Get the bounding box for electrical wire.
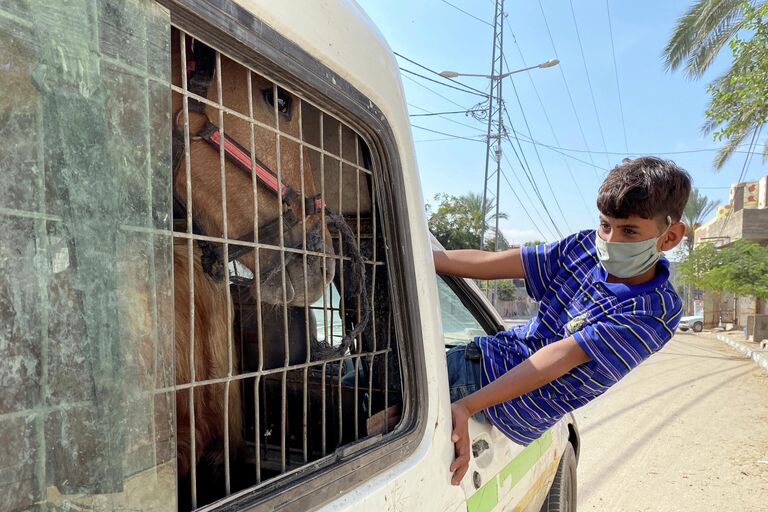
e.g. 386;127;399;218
402;74;473;110
605;0;629;153
394;51;488;95
504;19;594;219
410;123;486;142
399;67;488;98
438;0;493;27
568;0;611;170
408;103;487;133
502;89;573;233
501;118;565;238
409;109;484;117
537;0;601;178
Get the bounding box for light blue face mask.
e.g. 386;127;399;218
595;217;672;278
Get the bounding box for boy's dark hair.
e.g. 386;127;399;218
597;156;691;223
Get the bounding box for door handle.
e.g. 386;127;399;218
472;438;489;458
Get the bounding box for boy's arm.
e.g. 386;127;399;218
433;248;525;280
448;337;590;485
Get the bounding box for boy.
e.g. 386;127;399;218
434;157;690;485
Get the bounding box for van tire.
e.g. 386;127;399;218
693;322;703;333
539;442;577;512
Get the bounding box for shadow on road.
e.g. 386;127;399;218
579;363;754;503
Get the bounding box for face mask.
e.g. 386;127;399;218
595;217;671;278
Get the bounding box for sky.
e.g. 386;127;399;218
354;0;766;246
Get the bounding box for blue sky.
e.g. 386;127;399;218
355;0;766;244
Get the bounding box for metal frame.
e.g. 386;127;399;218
159;1;428;510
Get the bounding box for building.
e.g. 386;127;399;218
693;177;768;328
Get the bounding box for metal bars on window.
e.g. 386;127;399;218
171;28;401;511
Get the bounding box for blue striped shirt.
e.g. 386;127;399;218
477;230;683;445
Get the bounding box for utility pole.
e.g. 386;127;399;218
479;0;506;305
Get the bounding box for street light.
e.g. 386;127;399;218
438;59;559;80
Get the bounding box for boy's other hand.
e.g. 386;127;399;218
449;401;471;485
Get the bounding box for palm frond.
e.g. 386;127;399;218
687;13;745;78
714;129;751;168
664;0;751;78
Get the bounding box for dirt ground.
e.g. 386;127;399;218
573;331;768;511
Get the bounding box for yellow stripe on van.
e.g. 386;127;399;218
466;430;553;512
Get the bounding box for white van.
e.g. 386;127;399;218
0;0;578;511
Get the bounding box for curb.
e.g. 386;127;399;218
712;332;768;374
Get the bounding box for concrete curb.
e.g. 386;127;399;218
711;332;768;374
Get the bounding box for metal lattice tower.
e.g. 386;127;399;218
479;0;506;255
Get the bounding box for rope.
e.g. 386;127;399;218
312;209;371;360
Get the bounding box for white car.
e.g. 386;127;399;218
678;315;705;332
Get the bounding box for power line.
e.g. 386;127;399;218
505;16;594;220
502;87;573;232
410;123;485;142
501;146;560;239
402;74;471;110
500;36;592;219
409;109;483;117
568;0;611;169
500;117;565;238
499;167;552;241
399;67;488;98
717;127;761;239
394;51;488;95
605;0;629;153
438;0;493;27
408;103;487;133
537;0;600;179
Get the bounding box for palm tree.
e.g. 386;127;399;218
682;188;720;251
664;0;767;168
663;0;756;79
461;192;509;250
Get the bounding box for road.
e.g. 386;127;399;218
573;331;768;511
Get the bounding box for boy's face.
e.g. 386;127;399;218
598;214;686;251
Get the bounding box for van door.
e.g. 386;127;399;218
436;276;558;512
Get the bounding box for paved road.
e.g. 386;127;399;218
573;331;768;511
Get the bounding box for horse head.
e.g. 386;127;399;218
171;33;335;307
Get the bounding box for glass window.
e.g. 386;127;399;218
437;278;488;347
0;1;174;510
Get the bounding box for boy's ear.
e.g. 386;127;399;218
660;221;687;251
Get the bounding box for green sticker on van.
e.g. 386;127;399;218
466;430;553;512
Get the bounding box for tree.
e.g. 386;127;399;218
682;188;720;251
679;240;768;299
704;2;768;167
523;240;547;247
427;192;509;250
664;0;768;168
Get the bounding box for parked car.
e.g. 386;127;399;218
678;315;705;332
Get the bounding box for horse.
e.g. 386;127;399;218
169;29;336;504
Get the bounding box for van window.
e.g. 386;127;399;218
0;2;413;511
437;278;488;346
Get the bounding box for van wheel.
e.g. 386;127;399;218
539;443;577;512
693;322;703;333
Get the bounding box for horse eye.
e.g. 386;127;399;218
262;88;291;117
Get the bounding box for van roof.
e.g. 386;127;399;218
235;0;408;130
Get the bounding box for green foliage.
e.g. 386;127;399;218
426;192;509;250
679;240;768;298
704;2;768;168
523;240;546;247
664;0;750;79
683;188;719;250
495;279;518;301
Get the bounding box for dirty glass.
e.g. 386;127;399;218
437;277;488;346
0;0;175;510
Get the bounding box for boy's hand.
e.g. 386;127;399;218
449;401;471;485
